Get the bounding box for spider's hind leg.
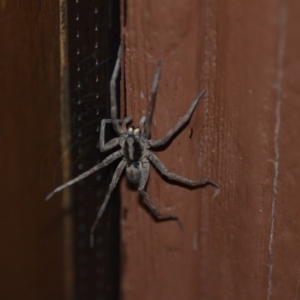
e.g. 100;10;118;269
90;158;127;247
138;188;183;230
137;158;183;229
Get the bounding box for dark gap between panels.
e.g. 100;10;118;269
67;0;121;299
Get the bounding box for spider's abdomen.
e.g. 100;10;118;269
126;161;142;185
123;135;146;161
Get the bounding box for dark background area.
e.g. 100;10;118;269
67;0;120;299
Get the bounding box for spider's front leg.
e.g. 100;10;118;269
148;89;206;148
100;118;132;152
143;60;162;138
110;45;123;135
137;158;183;229
100;119;120;152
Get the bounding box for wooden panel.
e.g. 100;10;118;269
119;0;300;299
0;1;64;300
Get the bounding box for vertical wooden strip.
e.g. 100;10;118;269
59;1;75;299
0;1;64;299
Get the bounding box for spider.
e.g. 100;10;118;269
46;46;219;246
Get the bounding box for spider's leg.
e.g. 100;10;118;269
100;118;132;152
147;151;219;188
110;45;123;135
137;158;183;229
90;159;126;247
148;88;206;148
143;60;162;138
138;189;183;230
100;119;120;152
45;150;123;201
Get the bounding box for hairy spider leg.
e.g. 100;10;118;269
110;45;123;135
143;60;162;138
148;88;206;148
90;158;127;247
45;150;123;201
100;119;120;151
100;118;132;152
147;152;219;188
137;158;183;229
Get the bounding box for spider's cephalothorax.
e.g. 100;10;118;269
46;46;219;247
122;127;148;162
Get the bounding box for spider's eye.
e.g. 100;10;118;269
128;127;133;133
133;128;140;135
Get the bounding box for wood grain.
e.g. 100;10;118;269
119;0;300;299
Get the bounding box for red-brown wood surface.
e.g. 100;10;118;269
120;0;300;299
0;2;65;299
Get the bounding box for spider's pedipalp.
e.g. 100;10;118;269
144;60;162;139
148;88;206;148
122;117;133;131
110;45;123;135
147;151;219;188
90;158;127;247
139;115;146;133
45;150;123;201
